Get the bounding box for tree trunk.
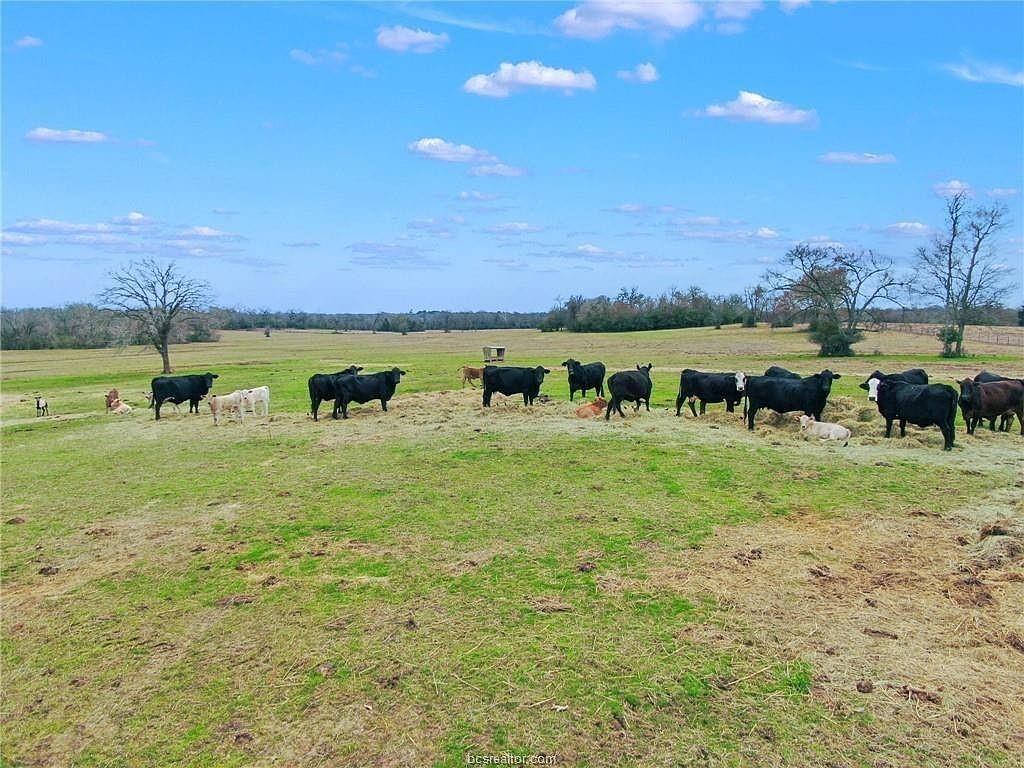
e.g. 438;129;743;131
955;321;966;357
159;343;172;374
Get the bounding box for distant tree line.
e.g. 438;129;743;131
210;307;546;334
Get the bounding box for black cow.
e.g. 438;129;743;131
606;363;653;420
739;370;840;430
331;367;406;419
675;369;743;417
764;365;801;379
482;365;550;407
873;379;957;450
858;368;928;390
150;373;218;420
308;365;363;421
561;359;606;402
957;378;1024;435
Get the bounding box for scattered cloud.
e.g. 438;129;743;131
673;220;781;244
834;59;888;73
13;35;43;48
211;208;239;216
282;240;321;248
699;91;817;125
987;188;1019;199
943;58;1023;87
609;203;676;215
407;217;461;239
818;151;896;165
348;240;445;269
554;1;704;39
376;25;449;53
464;60;596;98
779;0;811;13
457;190;502;201
709;1;763;33
883;221;930;237
933;179;971;197
484;222;543;235
290;45;347;66
25;127;110;144
617;62;659;83
408;137;497;164
469;163;525;177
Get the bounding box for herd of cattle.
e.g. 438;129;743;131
49;360;1023;452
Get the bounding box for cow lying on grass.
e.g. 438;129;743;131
574;397;607;418
798;415;850;446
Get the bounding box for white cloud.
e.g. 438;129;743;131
13;35;43;48
699;91;817;125
674;222;782;244
883;222;930;237
408;137;497;164
484;222;542;235
943;59;1023;87
611;203;646;214
469;163;525;177
25;127;110;144
282;240;321;248
779;0;811;13
617;62;659;83
180;226;239;239
290;46;347;66
987;188;1019;199
376;25;449;53
818;151;896;165
554;1;704;39
457;190;501;201
464;60;596;98
755;227;778;239
933;179;971;197
576;243;609;255
681;215;722;226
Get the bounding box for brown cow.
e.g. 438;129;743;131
459;366;485;388
957;378;1024;435
105;389;120;410
574;397;607;418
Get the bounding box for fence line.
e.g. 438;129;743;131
880;323;1024;348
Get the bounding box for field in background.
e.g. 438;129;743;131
3;326;1023;767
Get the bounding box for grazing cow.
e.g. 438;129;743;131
561;359;606;402
458;366;485;388
331;367;406;419
574;397;607;418
867;378;957;450
308;365;363;421
764;365;802;379
798;415;851;446
605;364;654;420
208;391;245;425
105;389;120;410
974;371;1020;431
35;397;48;417
241;386;270;417
482;365;550;407
150;373;218;420
675;369;743;417
738;370;841;430
957;379;1024;436
859;368;928;391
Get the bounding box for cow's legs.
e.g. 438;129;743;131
381;399;388;412
746;405;757;431
899;419;907;437
884;418;893;438
699;400;706;416
645;397;650;412
605;399;614;420
154;399;162;420
483;388;492;407
675;393;684;417
311;396;320;421
940;420;954;450
616;400;627;418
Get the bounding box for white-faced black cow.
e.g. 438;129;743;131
868;378;957;450
561;359;606;402
858;368;928;392
308;365;363;421
150;373;218;420
674;369;743;417
482;365;550;407
331;367;406;419
605;363;653;420
737;370;841;430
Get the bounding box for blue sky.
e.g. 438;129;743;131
3;1;1022;312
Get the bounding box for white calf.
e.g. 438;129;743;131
209;391;245;425
799;415;851;446
110;399;133;415
241;386;270;416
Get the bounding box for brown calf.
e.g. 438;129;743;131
459;366;485;388
957;378;1024;435
105;389;120;410
574;397;607;418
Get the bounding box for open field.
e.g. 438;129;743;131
3;326;1023;767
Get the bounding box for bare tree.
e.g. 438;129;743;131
741;284;770;327
766;244;906;356
99;259;211;373
913;192;1012;356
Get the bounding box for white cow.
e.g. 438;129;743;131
799;415;851;446
241;386;270;416
209;391;245;425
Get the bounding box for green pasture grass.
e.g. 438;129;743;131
2;326;1022;766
